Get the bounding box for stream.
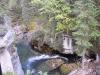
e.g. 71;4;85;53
16;40;68;75
25;55;61;75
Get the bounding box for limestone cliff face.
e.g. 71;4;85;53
0;40;24;75
0;16;24;75
0;17;14;74
0;49;14;74
8;45;24;75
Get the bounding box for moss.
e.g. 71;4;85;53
27;21;37;31
3;72;15;75
60;63;79;75
60;64;72;74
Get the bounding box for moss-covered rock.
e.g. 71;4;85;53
3;72;15;75
60;63;79;75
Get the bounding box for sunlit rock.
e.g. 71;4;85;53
0;15;24;75
68;59;96;75
0;49;14;74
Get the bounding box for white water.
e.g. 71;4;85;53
25;54;62;75
28;54;59;62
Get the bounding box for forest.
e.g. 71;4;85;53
0;0;100;75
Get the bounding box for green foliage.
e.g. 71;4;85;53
0;2;8;16
31;0;100;54
73;0;100;53
9;0;17;9
0;0;21;17
0;0;99;55
31;0;75;33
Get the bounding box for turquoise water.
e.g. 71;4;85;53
15;40;62;75
16;40;41;71
16;41;34;69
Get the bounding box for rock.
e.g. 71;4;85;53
60;63;78;75
38;59;64;72
47;59;64;70
68;59;96;75
95;61;100;75
0;49;14;74
13;25;23;41
0;15;24;75
8;45;24;75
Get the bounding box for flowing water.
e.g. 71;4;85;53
16;40;68;75
25;54;60;75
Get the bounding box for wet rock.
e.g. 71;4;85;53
60;63;78;75
38;59;78;75
47;62;79;75
38;59;64;72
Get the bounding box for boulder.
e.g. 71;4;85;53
38;59;64;72
68;59;96;75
